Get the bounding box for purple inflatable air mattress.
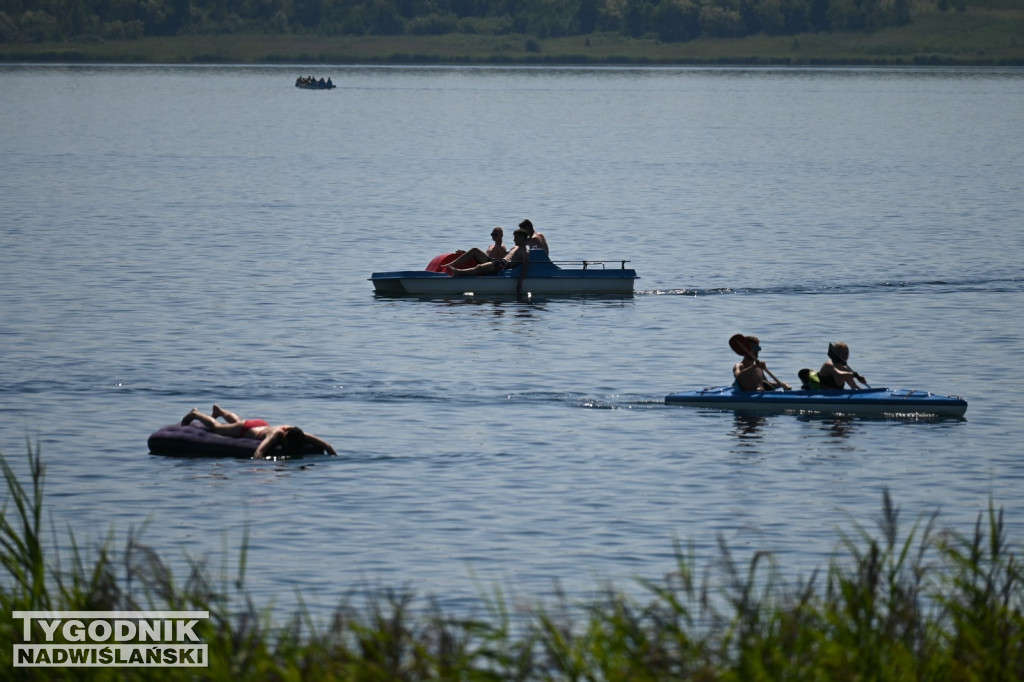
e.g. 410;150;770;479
147;423;326;459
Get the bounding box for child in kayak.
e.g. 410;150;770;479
817;342;869;389
733;335;791;391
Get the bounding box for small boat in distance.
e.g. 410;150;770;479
665;385;967;418
370;250;638;297
295;76;335;90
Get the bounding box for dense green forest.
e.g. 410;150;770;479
1;0;923;45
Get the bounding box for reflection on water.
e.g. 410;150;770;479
432;298;548;319
385;293;634;307
730;412;856;452
794;411;860;438
731;413;768;441
809;415;857;439
730;410;946;444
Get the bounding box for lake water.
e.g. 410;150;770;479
1;64;1023;620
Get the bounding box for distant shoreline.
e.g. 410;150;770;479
2;10;1023;67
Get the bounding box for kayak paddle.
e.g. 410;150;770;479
843;362;870;388
729;333;789;390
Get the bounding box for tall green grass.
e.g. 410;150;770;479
2;445;1022;679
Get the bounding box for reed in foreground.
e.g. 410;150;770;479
1;446;1022;680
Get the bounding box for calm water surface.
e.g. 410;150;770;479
1;64;1023;618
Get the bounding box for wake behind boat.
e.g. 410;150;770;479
369;250;638;297
665;385;967;418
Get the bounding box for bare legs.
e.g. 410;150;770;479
181;407;247;436
446;248;491;270
450;261;499;276
211;404;241;423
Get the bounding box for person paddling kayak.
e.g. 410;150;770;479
816;341;869;389
731;334;791;391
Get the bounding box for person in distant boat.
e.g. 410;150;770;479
486;227;508;260
180;405;336;458
733;335;791;391
519;219;548;254
448;229;531;294
326;78;333;87
817;342;868;390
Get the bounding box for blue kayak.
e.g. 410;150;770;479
665;386;967;417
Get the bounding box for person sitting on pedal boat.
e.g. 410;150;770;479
447;229;531;293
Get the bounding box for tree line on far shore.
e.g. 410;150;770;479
1;0;919;45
